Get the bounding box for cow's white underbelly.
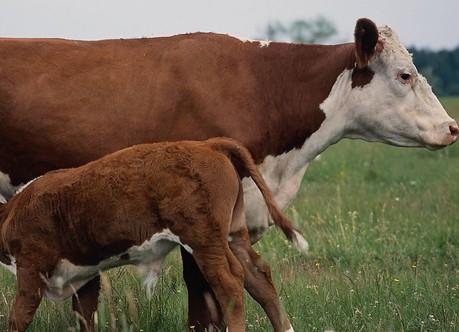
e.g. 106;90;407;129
1;229;191;302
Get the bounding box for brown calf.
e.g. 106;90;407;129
0;138;306;332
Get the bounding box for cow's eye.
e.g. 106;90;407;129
401;73;411;81
398;72;412;84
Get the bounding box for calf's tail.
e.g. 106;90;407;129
207;137;309;254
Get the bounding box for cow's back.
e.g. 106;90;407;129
0;34;262;186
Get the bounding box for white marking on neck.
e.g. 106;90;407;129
286;327;295;332
241;68;352;240
282;68;351;177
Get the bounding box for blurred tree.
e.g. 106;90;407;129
410;47;459;96
262;16;337;44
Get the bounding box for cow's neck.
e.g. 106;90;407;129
248;42;356;178
247;41;355;160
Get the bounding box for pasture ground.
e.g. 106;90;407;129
1;98;459;331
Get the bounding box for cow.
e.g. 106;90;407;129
0;18;456;330
0;138;307;332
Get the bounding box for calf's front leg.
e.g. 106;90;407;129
8;266;47;332
72;275;101;332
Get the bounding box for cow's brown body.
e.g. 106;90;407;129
0;34;354;189
0;138;302;332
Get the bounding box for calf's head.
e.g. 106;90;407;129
341;18;458;149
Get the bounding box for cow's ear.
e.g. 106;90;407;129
354;18;379;68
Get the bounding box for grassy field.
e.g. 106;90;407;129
1;98;459;331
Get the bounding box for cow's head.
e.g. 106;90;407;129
342;18;458;149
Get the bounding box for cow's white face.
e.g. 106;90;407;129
343;20;458;149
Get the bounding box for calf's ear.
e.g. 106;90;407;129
354;18;379;68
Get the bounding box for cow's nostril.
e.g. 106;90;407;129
449;124;459;136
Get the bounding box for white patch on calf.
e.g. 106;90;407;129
129;228;193;256
43;228;191;301
15;176;41;194
0;172;19;200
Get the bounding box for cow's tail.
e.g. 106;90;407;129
207;137;309;255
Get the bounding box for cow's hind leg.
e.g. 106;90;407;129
230;233;293;332
8;266;47;332
72;275;100;332
193;249;245;332
181;248;223;331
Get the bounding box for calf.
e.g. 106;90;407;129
0;138;306;332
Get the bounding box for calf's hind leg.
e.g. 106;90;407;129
8;266;48;332
230;233;293;332
181;248;224;331
192;249;246;332
72;275;101;332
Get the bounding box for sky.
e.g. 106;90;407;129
0;0;457;50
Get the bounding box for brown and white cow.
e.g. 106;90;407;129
0;18;456;330
0;138;306;332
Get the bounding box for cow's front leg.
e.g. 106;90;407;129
181;248;224;331
72;275;100;332
8;266;47;332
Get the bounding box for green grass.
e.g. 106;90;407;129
2;98;459;331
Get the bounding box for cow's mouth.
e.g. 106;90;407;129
420;126;458;150
424;138;456;150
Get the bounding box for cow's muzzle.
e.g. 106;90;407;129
448;121;459;144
